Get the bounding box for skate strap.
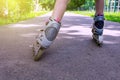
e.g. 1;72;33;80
94;16;105;21
49;17;61;24
55;18;61;23
96;14;104;16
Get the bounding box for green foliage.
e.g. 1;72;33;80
0;0;34;18
67;0;85;10
39;0;86;10
7;0;19;18
0;11;48;25
40;0;55;10
105;12;120;22
0;0;6;17
81;0;95;10
16;0;34;14
71;11;94;17
72;11;120;23
0;0;48;25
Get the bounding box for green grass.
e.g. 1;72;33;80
0;11;48;26
71;11;120;23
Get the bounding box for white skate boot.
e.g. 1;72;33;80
33;18;61;61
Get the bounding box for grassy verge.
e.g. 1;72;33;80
70;11;120;23
0;11;48;26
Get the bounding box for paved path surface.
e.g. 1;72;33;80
0;13;120;80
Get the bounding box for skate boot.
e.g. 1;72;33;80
33;17;61;61
92;15;104;46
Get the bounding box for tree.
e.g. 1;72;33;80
40;0;55;10
67;0;86;10
16;0;34;14
81;0;95;10
0;0;34;18
0;0;7;17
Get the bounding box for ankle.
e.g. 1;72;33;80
49;17;61;23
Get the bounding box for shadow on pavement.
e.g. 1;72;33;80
0;13;120;80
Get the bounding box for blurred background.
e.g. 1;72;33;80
0;0;120;25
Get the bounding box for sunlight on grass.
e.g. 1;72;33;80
105;12;120;22
11;24;40;28
0;0;49;26
71;11;120;23
71;11;94;17
0;11;48;26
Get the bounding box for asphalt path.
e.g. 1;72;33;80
0;12;120;80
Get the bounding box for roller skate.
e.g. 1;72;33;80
33;17;61;61
92;15;104;47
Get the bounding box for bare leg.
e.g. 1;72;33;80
95;0;104;15
36;0;69;50
51;0;69;21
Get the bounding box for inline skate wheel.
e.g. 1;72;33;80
32;41;45;61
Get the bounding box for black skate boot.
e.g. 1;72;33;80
92;15;105;46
